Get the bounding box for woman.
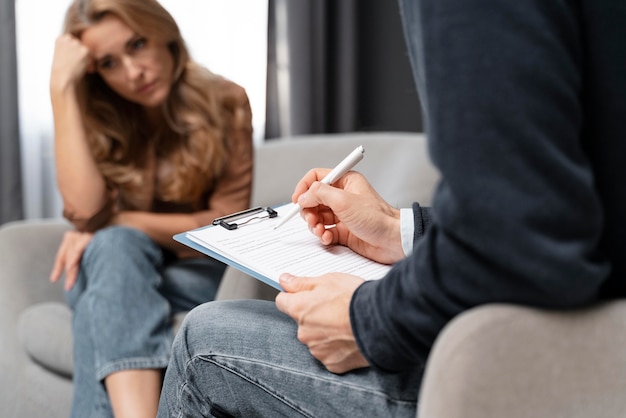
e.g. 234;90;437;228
48;0;253;416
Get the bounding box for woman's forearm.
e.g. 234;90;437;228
51;87;109;219
111;211;213;257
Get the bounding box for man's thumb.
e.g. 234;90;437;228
279;273;314;293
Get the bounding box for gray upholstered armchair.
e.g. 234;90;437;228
0;132;437;417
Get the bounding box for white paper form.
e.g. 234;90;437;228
185;203;392;288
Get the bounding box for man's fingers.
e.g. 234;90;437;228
279;273;317;293
292;168;333;201
275;274;318;318
297;182;338;210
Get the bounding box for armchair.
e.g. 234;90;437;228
0;132;437;417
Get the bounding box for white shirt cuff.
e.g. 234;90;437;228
400;208;414;256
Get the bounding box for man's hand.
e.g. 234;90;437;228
294;169;405;264
275;272;370;374
49;230;94;290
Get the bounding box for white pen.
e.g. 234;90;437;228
273;145;365;230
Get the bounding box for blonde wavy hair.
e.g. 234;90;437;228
63;0;230;208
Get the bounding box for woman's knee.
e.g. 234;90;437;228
83;226;162;265
77;226;164;292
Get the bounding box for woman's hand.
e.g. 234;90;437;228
293;169;405;264
50;34;92;96
49;230;94;291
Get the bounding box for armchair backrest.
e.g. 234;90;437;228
251;132;439;209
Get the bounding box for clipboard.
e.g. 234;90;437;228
174;206;284;290
210;206;278;230
174;203;393;291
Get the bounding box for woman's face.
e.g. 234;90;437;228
81;14;175;108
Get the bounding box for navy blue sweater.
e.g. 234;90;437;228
351;0;626;379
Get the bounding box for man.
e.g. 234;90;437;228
158;0;626;416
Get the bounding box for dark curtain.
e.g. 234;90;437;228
0;0;24;223
265;0;422;139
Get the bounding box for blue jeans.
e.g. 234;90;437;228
157;300;421;417
65;226;225;418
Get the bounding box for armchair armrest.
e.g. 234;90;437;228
419;301;626;418
0;219;70;413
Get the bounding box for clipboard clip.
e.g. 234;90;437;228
212;206;278;230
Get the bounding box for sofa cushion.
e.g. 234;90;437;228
18;302;74;378
18;302;189;379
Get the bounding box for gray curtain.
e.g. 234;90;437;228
0;0;24;223
265;0;422;139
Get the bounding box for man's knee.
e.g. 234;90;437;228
176;300;293;358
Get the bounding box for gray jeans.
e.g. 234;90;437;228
66;226;224;418
157;300;420;417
